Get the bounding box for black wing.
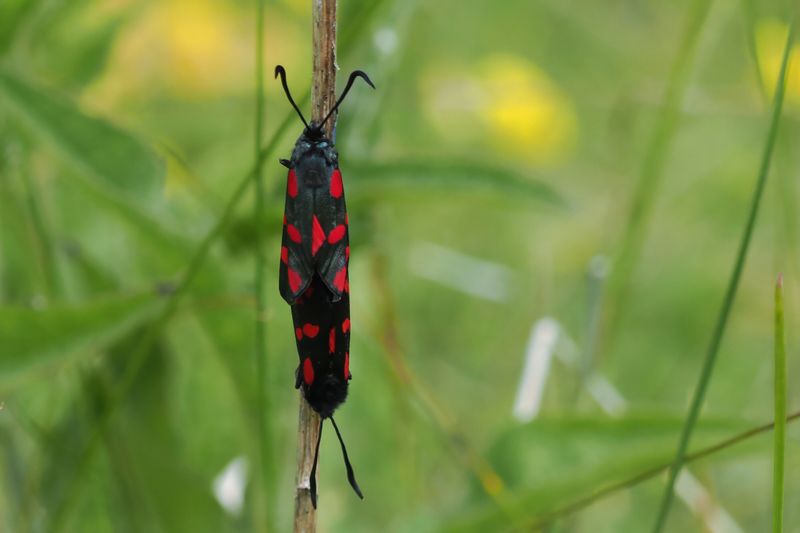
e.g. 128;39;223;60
279;168;313;303
313;167;349;301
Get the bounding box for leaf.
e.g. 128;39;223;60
444;414;753;532
0;292;162;382
45;15;125;89
651;19;795;531
0;68;164;198
346;159;566;207
0;0;39;53
100;337;227;533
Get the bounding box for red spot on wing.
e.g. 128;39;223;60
345;246;350;259
333;266;347;291
345;278;350;293
329;328;335;353
287;169;298;198
302;323;320;338
287;224;301;243
303;358;314;385
343;352;350;380
312;215;326;256
295;327;303;341
281;246;288;264
328;224;346;244
330;169;343;198
342;318;350;334
288;268;302;292
345;213;349;225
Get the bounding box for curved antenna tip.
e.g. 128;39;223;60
352;70;376;89
319;69;376;127
274;65;285;78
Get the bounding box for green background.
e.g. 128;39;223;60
0;0;798;531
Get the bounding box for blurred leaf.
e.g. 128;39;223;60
0;68;164;198
61;240;121;295
0;0;39;54
0;292;162;381
65;176;201;275
0;158;41;302
445;415;751;532
346;159;566;207
100;337;228;533
45;15;125;89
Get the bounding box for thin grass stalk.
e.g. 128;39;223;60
367;247;529;528
773;274;787;532
530;411;800;530
651;19;796;533
346;0;512;511
293;0;336;530
50;153;257;533
253;0;275;531
739;4;800;283
602;0;712;358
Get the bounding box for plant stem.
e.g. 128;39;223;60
651;19;795;533
254;0;274;531
293;0;336;530
602;0;712;359
532;410;800;529
773;274;786;533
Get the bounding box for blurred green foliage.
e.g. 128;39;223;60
1;0;799;532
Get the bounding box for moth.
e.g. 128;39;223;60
275;65;374;508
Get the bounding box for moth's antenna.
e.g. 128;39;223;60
330;416;364;500
275;65;309;129
319;70;375;128
309;417;324;509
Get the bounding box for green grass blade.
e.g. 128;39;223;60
773;274;786;533
253;0;274;530
603;0;712;356
651;18;796;533
447;412;800;532
0;68;164;198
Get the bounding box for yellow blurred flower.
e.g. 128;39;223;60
90;0;303;103
478;56;576;161
756;19;800;104
421;55;577;163
157;0;246;95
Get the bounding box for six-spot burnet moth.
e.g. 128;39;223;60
275;65;374;508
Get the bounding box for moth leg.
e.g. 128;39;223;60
280;158;292;168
